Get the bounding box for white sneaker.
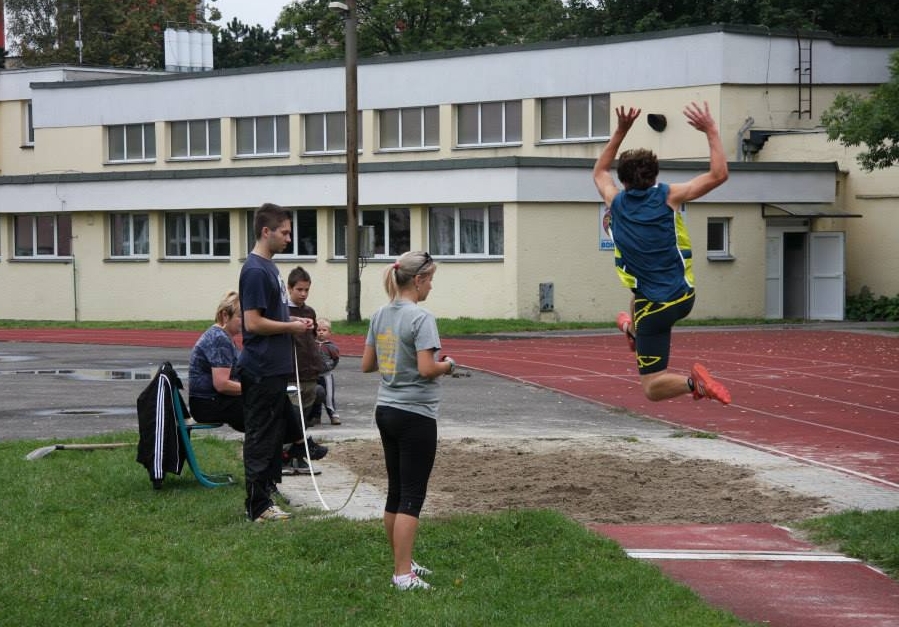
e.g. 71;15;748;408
253;504;292;523
411;559;432;577
392;573;431;591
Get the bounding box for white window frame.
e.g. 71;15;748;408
109;213;150;259
540;93;611;142
707;217;733;259
164;211;231;258
13;214;72;258
107;123;156;163
304;111;363;154
456;101;521;147
428;205;504;258
170;119;221;160
235;115;289;157
334;208;410;258
378;106;439;151
246;208;318;257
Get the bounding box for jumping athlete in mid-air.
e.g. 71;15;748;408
593;101;731;405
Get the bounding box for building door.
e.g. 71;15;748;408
809;232;845;320
765;234;784;319
765;225;844;320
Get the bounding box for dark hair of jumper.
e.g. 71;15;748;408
384;251;435;300
617;148;659;190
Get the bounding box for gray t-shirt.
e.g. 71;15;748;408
365;300;442;419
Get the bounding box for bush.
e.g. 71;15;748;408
846;286;899;321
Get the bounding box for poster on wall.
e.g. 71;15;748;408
599;203;614;250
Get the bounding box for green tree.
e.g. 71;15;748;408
6;0;210;68
213;18;294;69
821;50;899;171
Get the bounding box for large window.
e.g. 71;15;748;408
107;123;156;162
707;217;732;259
335;208;410;258
304;112;363;154
14;214;72;257
428;206;504;257
456;101;521;146
165;211;230;258
245;208;317;257
540;94;610;141
379;106;439;150
171;119;221;159
235;115;289;156
109;213;149;258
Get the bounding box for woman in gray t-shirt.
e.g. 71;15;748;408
362;250;456;591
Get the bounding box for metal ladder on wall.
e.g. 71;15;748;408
794;35;812;119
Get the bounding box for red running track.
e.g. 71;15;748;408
2;327;897;488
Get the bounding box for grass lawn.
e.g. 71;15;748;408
0;434;760;627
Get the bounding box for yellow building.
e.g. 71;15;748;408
0;25;895;322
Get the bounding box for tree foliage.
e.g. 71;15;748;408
6;0;211;68
213;18;296;69
7;0;899;69
821;50;899;171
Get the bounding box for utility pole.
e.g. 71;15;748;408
329;0;361;322
75;0;83;65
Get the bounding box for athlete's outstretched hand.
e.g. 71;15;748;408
615;106;641;135
683;101;718;135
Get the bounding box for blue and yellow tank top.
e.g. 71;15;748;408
609;183;694;302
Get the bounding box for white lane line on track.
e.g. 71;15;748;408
722;402;899;444
625;549;860;562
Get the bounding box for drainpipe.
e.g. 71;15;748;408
736;117;755;161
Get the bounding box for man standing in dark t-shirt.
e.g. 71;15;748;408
238;203;314;523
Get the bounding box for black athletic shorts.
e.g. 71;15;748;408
633;289;695;375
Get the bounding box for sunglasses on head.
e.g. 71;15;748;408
413;252;432;275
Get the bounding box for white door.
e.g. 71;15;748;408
809;232;845;320
765;234;783;319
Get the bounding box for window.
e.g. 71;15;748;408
14;214;72;257
25;101;35;146
245;208;317;257
107;123;156;162
335;208;410;258
165;211;230;258
304;112;363;153
428;206;504;257
707;218;732;259
457;101;521;146
171;119;221;159
235;115;289;156
379;106;439;150
540;94;610;141
109;213;149;258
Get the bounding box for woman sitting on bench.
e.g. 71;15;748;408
188;290;245;431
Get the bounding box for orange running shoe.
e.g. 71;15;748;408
616;311;636;352
690;363;731;405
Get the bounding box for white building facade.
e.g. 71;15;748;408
0;25;896;323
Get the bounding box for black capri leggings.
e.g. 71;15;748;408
375;405;437;518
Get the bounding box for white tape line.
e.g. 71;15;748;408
626;549;860;562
